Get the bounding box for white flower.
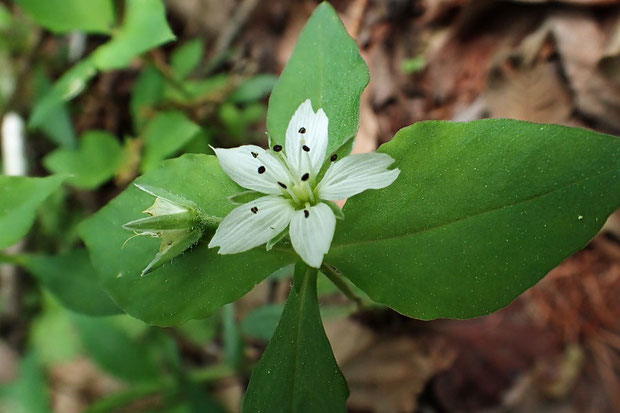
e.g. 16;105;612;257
208;99;400;268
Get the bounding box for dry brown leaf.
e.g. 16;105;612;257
326;318;456;413
344;336;456;413
485;61;573;124
548;10;620;131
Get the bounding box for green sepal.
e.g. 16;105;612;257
266;228;289;251
325;200;344;220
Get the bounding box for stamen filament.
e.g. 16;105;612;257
304;181;315;203
285;186;301;204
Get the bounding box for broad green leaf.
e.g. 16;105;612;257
0;353;50;413
14;0;115;34
22;250;121;316
29;59;97;128
240;304;284;341
141;111;201;172
171;39;204;79
79;154;295;326
43;130;123;189
328;120;620;319
0;175;65;248
267;3;369;158
130;64;165;132
229;74;278;104
32;68;76;148
92;0;175;70
72;314;160;382
243;264;348;413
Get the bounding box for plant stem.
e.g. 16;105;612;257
146;51;193;99
320;263;363;309
188;364;235;382
0;252;22;265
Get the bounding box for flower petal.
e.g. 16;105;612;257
317;152;400;201
284;99;328;177
209;196;295;254
212;145;292;195
289;202;336;268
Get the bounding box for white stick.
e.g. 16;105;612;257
2;112;26;176
1;112;27;320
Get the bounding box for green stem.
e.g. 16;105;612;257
0;252;24;265
145;52;193;100
320;263;363;309
188;364;235;382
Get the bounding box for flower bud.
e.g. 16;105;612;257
123;184;204;276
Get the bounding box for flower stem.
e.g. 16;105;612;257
320;263;363;309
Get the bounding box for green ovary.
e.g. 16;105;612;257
290;182;318;208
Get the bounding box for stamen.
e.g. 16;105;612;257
285;187;301;204
251;151;258;158
303;209;310;218
302;145;310;152
301;173;309;181
273;145;282;152
278;182;287;189
251;206;258;214
330;154;337;161
298;127;306;134
304;181;316;203
258;166;266;174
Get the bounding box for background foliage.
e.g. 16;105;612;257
1;1;619;412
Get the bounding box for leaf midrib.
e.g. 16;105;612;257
288;269;311;413
331;168;618;250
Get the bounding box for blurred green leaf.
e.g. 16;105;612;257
0;175;65;249
92;0;175;70
22;249;121;316
218;102;265;140
130;64;165;132
14;0;115;34
267;3;368;158
240;304;284;341
0;353;51;413
141;111;201;172
176;318;218;347
32;68;76;148
43;130;123;189
401;55;426;74
165;74;230;104
80;154;295;326
229;74;277;104
29;58;97;129
171;39;204;79
30;294;82;366
0;4;12;29
329;120;620;319
222;304;243;369
72;314;160;382
243;264;348;413
36;189;84;249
